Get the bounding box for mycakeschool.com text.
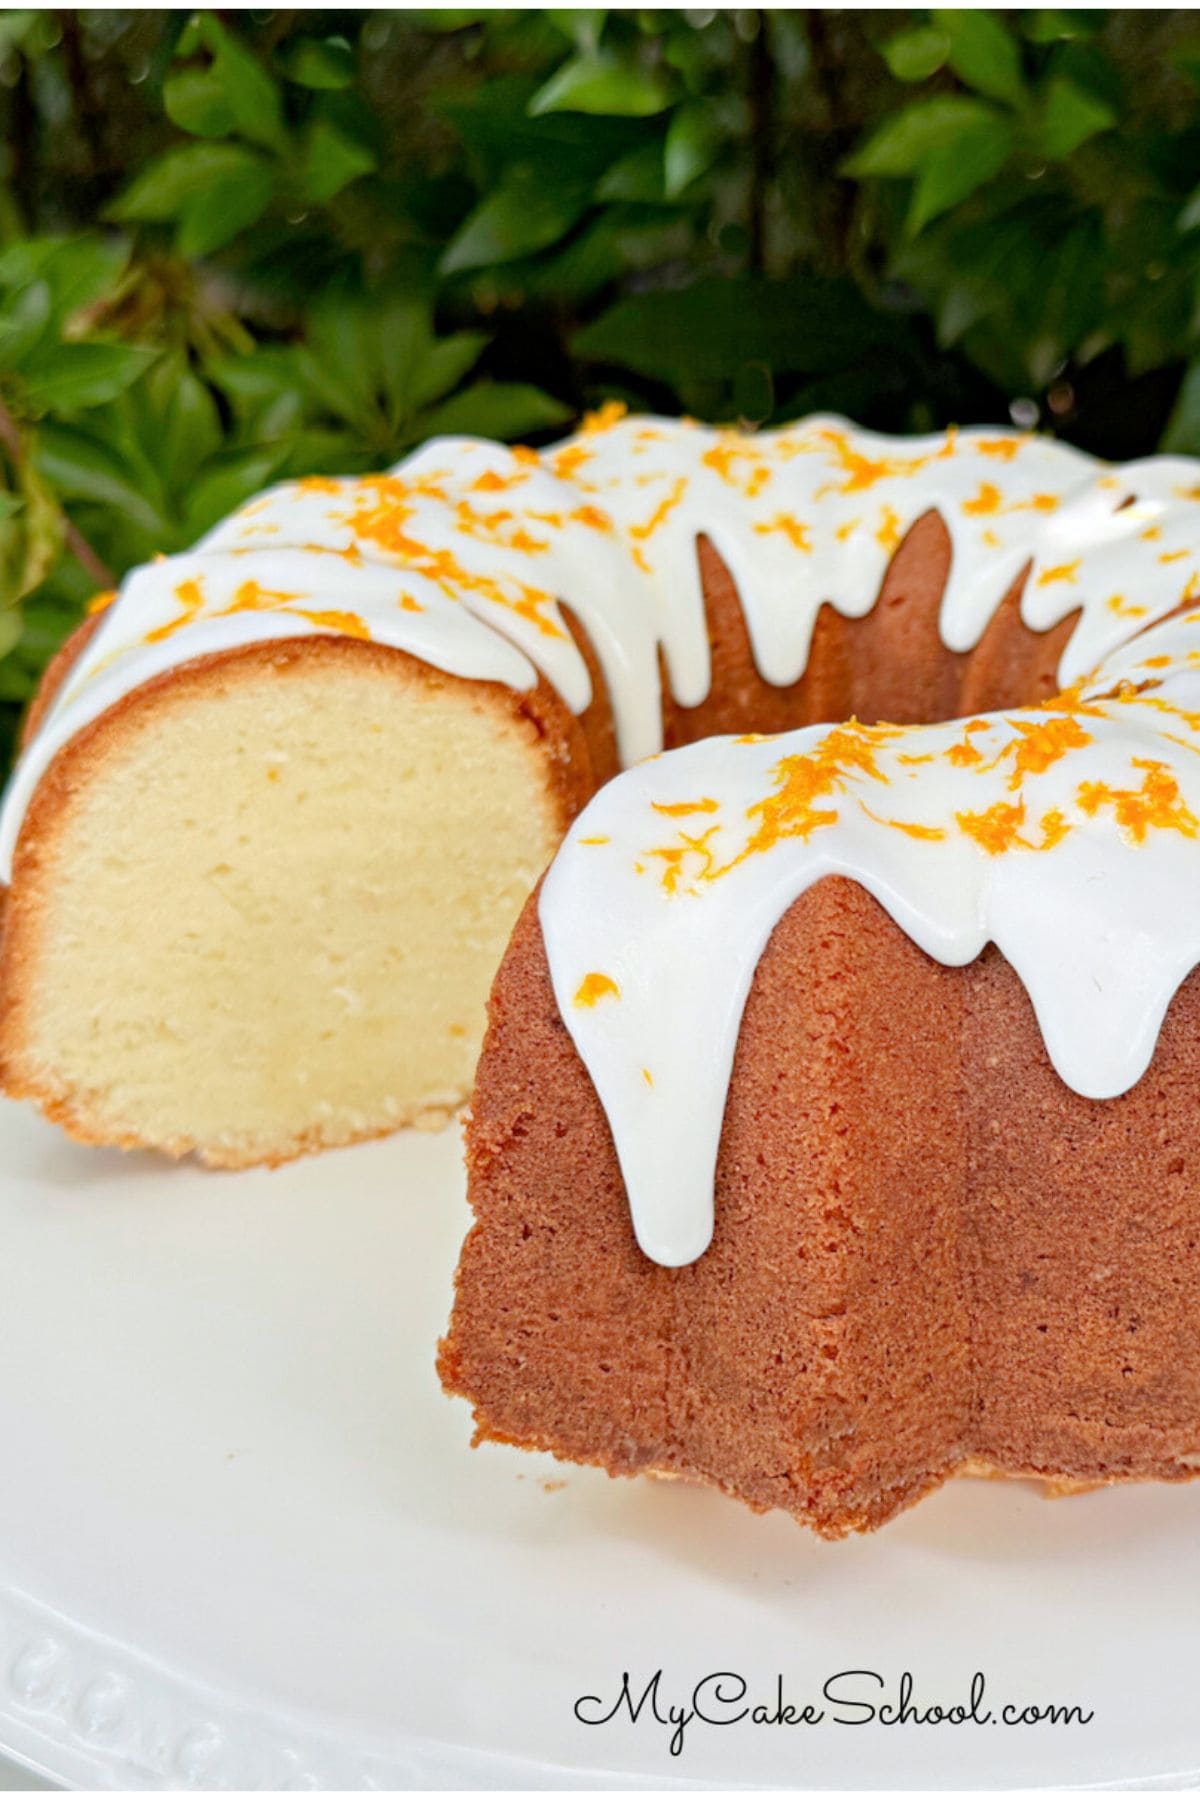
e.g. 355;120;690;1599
573;1669;1095;1757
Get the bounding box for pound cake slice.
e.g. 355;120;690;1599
0;638;583;1165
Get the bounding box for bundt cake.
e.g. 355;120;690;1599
0;409;1195;1188
432;416;1200;1535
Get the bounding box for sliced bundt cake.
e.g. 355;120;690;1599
2;411;1197;1169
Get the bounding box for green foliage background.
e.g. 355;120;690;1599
1;6;1199;764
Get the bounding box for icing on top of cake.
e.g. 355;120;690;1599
541;599;1200;1265
8;407;1198;880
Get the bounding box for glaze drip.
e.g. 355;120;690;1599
541;599;1200;1265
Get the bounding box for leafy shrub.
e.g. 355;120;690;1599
2;7;1199;762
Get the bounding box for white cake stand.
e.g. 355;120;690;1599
0;1100;1195;1790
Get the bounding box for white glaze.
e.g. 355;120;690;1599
10;409;1194;879
5;413;1200;1267
542;595;1200;1264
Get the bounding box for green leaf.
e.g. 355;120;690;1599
595;142;664;203
1172;38;1200;88
731;360;774;425
0;457;63;616
545;10;606;51
180;447;292;542
152;363;225;491
931;278;990;348
291;291;484;435
0;604;24;660
516;213;627;304
933;11;1025;105
1023;10;1102;42
300;118;377;204
274;427;368;477
1163;362;1200;455
529;50;672;118
437;76;645;187
367;295;434;417
208;345;307;429
35;423;174;538
906;116;1014;234
49;243;127;322
110;142;265;223
177;160;275;257
664;102;720;198
418;381;572;441
192;14;288;153
163;67;236;138
0;280;51;371
440;167;591;273
0;237;128;331
882;26;951;84
297;292;383;430
0;12;37;54
0;581;87;712
20;343;159;414
575;276;905;385
283;37;355;90
843;96;1002;178
21;467;68;596
409;332;488;410
1031;75;1116;159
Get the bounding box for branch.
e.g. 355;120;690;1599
57;11;106;181
63;518;115;591
9;43;37;232
0;394;116;590
802;10;855;276
747;11;774;276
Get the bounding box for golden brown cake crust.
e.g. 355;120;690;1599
440;877;974;1538
440;881;1200;1535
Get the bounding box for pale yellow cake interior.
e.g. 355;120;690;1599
0;651;564;1166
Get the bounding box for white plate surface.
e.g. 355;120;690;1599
0;1097;1198;1791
